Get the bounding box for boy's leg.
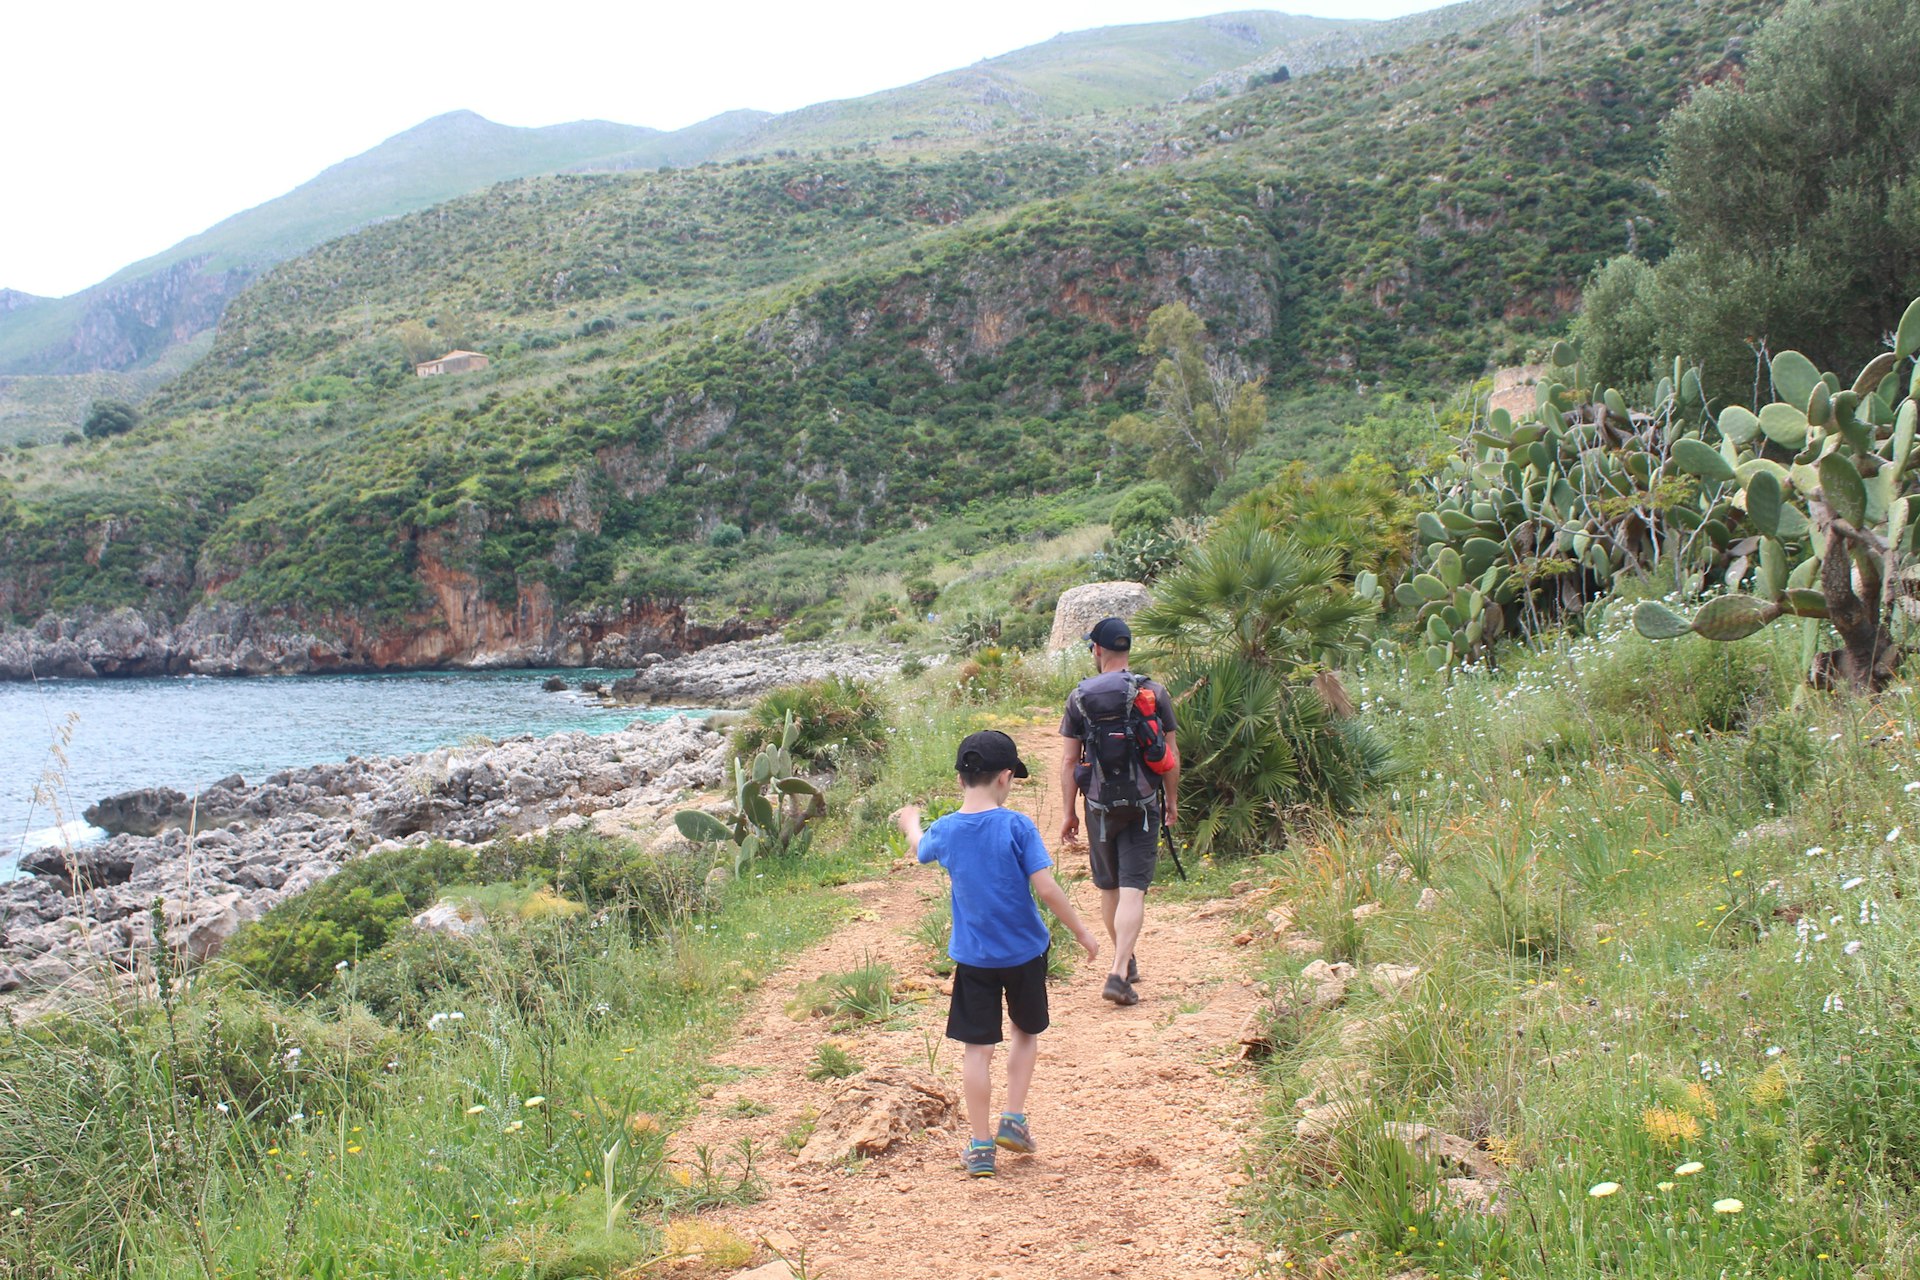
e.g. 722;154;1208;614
996;950;1049;1153
962;1042;997;1143
1004;1027;1038;1117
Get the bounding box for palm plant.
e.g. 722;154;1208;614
1133;516;1376;672
1134;517;1392;857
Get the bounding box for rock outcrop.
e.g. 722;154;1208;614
607;637;903;707
0;716;728;993
1046;581;1152;653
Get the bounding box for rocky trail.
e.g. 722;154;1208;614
665;726;1269;1279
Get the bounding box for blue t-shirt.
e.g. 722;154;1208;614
917;807;1054;969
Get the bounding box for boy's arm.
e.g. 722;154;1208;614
892;805;931;862
1030;868;1099;962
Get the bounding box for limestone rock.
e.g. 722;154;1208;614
1382;1121;1503;1181
1046;581;1152;654
1416;887;1442;912
1369;963;1423;999
1298;959;1355;1008
1295;1101;1354;1140
725;1262;797;1280
796;1069;956;1165
412;900;486;937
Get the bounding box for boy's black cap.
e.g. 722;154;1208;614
956;729;1029;779
1086;616;1132;650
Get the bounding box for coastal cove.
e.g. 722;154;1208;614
1;667;685;869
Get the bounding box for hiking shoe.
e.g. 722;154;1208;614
1127;954;1142;984
1102;973;1140;1006
995;1114;1035;1154
964;1141;997;1178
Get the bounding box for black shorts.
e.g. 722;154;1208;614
946;949;1051;1045
1087;805;1160;892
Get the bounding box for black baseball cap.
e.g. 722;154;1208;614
955;729;1029;779
1086;616;1133;651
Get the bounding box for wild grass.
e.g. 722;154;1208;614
1247;612;1920;1276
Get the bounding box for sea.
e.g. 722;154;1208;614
0;669;694;877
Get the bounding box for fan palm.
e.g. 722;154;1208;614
1132;515;1376;672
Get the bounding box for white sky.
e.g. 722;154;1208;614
3;0;1443;298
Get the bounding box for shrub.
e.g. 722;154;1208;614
221;843;479;994
1110;481;1179;536
735;676;887;767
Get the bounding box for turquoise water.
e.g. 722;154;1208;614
1;669;689;873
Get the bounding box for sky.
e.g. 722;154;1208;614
3;0;1445;298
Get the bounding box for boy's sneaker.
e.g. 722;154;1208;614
1102;973;1140;1006
964;1140;997;1178
995;1114;1035;1154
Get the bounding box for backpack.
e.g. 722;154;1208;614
1070;671;1179;813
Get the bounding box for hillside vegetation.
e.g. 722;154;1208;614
0;0;1776;650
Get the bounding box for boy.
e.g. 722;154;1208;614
894;729;1099;1179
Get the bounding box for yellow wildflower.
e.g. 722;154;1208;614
1642;1107;1703;1145
1682;1081;1718;1119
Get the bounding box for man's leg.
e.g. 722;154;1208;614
962;1042;997;1143
1004;1028;1038;1117
1108;886;1146;979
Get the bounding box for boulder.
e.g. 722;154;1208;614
84;786;190;837
1046;581;1153;654
17;838;139;890
796;1069;956;1165
412;900;486;937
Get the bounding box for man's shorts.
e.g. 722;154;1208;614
1087;805;1160;892
947;948;1051;1045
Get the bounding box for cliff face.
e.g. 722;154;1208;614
4;258;257;376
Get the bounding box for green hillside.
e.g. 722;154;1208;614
0;110;770;382
0;0;1778;644
722;10;1358;153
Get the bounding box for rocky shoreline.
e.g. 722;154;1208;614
0;716;730;994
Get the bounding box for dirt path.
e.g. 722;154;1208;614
666;725;1266;1279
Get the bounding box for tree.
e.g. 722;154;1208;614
1109;304;1266;510
81;400;139;440
395;320;441;366
1582;0;1920;398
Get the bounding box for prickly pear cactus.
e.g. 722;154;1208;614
1407;338;1725;670
1632;296;1920;691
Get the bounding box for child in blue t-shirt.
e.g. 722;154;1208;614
895;729;1098;1179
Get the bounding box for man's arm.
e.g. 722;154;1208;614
1030;868;1098;962
1161;731;1179;828
1057;736;1081;846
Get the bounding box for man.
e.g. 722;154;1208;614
1057;616;1178;1007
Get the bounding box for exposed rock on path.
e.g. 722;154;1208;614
0;716;727;993
670;726;1265;1279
